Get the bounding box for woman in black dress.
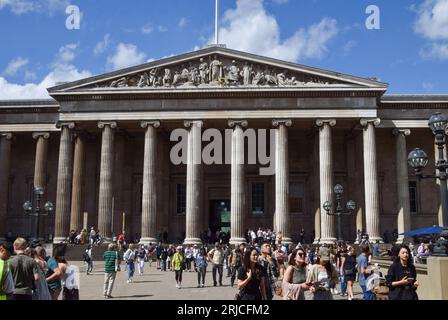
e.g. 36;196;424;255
237;248;267;300
386;244;419;300
341;246;357;300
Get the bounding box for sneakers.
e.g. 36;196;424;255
176;283;179;288
178;283;182;289
201;284;204;288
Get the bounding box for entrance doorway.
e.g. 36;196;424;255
209;200;231;235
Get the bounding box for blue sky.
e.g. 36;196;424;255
0;0;447;98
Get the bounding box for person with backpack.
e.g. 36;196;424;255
172;246;185;289
208;243;224;286
160;247;168;271
83;245;93;275
0;243;15;300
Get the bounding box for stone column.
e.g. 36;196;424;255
97;122;117;242
32;132;50;240
316;119;337;243
360;118;383;242
54;123;75;243
312;132;321;244
394;129;412;244
183;120;203;245
0;133;12;240
229;120;248;245
140;121;160;245
70;133;85;232
273;119;292;244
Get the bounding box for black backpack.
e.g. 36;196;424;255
83;251;91;262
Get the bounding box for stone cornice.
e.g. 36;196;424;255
0;124;60;132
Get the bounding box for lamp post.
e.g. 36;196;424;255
408;112;448;256
323;184;356;244
23;186;54;243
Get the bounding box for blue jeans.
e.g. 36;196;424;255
360;284;375;300
340;275;347;294
160;260;166;271
127;261;135;280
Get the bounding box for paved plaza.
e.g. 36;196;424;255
71;260;365;300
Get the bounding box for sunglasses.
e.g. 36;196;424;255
297;252;305;257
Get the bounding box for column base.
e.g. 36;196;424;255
320;237;337;245
369;236;383;243
183;238;202;245
313;238;321;245
229;237;247;246
281;237;293;245
140;237;158;245
52;237;68;244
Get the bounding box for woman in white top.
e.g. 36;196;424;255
307;247;338;300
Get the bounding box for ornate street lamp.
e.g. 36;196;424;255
322;184;356;244
408;112;448;256
23;186;54;243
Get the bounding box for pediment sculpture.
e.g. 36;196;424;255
91;55;348;89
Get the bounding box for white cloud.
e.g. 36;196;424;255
56;43;79;64
107;43;146;70
178;17;188;28
2;57;29;76
94;34;111;56
141;24;154;34
208;0;338;62
0;0;69;15
415;0;448;40
420;43;448;60
24;70;37;81
0;43;91;99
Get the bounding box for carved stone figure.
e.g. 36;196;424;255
163;69;171;87
226;60;240;85
209;55;223;83
264;67;277;85
172;70;182;85
199;58;209;84
241;62;252;86
149;68;159;86
252;69;265;85
137;73;149;87
189;63;199;85
110;77;128;87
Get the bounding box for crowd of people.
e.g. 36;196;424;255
0;238;79;300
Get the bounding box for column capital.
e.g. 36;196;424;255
0;132;12;140
360;118;381;127
315;119;336;127
32;132;50;140
392;128;411;137
228;120;248;128
141;121;161;129
184;120;203;128
56;122;75;129
272;119;292;127
98;121;117;129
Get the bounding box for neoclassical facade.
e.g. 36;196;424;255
0;47;446;245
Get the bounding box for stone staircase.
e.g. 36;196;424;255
63;244;110;261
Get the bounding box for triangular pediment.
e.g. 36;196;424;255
48;47;387;94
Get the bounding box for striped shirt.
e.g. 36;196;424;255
103;250;117;273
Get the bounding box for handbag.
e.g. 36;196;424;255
274;281;283;296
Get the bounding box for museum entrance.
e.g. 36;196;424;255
209;200;231;242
